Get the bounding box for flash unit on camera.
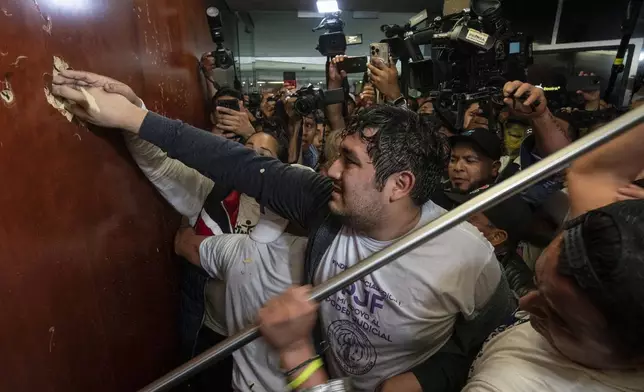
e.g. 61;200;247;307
317;0;339;13
206;7;219;18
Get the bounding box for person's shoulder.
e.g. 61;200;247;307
415;202;496;266
202;233;248;253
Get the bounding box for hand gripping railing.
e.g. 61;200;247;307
139;105;644;392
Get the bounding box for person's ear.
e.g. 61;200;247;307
388;171;416;203
488;228;508;247
492;160;502;178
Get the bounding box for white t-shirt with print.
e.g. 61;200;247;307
314;201;502;391
464;317;644;392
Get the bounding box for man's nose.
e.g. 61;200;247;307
327;158;342;180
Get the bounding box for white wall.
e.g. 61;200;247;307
241;11;415;85
250;11;415;58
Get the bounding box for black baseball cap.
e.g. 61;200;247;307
450;128;502;161
444;190;534;243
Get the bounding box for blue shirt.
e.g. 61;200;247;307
302;144;319;169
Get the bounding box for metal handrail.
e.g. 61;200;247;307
139;105;644;392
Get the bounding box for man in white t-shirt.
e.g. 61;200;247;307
53;73;516;392
463;118;644;392
256;120;644;392
175;205;307;392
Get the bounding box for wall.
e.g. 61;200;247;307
0;0;214;390
241;11;414;85
251;11;415;58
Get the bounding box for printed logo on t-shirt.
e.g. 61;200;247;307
234;219;256;235
324;259;403;375
327;319;377;375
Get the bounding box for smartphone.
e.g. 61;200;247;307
338;56;368;74
567;75;601;93
370;43;391;104
217;98;240;112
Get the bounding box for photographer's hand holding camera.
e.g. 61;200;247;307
503;80;572;158
215;106;256;140
326;56;349;132
367;57;403;104
360;83;376;108
200;51;218;99
464;102;490;130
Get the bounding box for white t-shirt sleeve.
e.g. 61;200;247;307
123;132;214;225
199;235;241;280
473;251;503;313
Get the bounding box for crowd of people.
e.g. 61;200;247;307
48;49;644;392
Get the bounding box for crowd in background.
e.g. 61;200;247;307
46;47;644;392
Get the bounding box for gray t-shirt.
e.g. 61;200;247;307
200;232;307;392
314;201;502;391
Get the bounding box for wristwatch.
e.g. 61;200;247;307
301;379;352;392
391;95;407;107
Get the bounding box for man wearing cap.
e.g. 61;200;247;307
447;128;505;196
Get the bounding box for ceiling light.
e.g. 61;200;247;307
317;0;339;13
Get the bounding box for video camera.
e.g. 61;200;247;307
404;0;533;94
313;12;347;57
294;85;345;116
205;7;236;88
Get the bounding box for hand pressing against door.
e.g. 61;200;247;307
53;70;142;107
52;81;147;132
52;70;149;132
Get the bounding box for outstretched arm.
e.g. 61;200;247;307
124;134;213;224
51;77;332;229
326;57;348;132
568;120;644;217
50;70;213;223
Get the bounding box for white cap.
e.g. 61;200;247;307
249;164;315;244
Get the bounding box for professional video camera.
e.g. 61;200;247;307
205;7;236;88
381;1;532;132
313;12;347;57
405;0;532;95
294;85;345;116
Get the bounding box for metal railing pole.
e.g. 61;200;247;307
139;106;644;392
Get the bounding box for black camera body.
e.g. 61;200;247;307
313;12;347;57
206;7;236;86
294;85;345;116
406;1;533;94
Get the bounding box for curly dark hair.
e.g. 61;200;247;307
343;105;450;206
558;200;644;361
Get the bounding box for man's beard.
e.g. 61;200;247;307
334;203;383;235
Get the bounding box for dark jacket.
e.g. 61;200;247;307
139;112;515;392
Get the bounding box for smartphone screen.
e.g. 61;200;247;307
217;99;240;112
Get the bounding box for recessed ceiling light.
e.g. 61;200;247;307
317;0;339;13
